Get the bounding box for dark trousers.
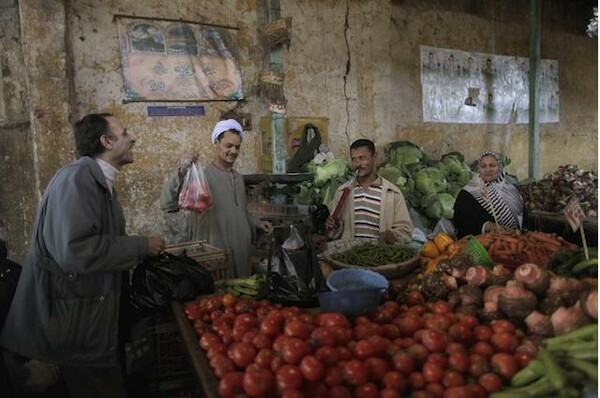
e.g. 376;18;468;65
2;350;126;398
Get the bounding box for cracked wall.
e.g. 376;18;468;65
0;0;597;260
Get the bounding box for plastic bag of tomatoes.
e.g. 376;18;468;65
178;162;214;213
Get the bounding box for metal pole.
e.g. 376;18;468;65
528;0;542;180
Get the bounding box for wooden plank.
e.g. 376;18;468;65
171;301;219;398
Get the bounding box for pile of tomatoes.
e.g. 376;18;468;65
184;291;535;398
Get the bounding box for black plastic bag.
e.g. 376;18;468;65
129;252;214;316
267;224;326;307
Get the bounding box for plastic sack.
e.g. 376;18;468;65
267;224;327;307
129;252;215;316
178;162;214;213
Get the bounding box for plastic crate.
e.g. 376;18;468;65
164;241;230;282
149;319;198;398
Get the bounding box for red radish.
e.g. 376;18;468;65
465;266;492;287
524;311;553;336
550;304;591;336
514;263;550;296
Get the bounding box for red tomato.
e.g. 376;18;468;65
395;314;424;337
233;300;251;314
382;324;402;339
276;364;304;391
260;316;283;337
316;312;351;328
222;293;237;308
380;387;402;398
490;319;516;333
456;313;479;328
218;371;244;398
337;346;353;361
281;337;310;365
421;329;449;353
353;339;376;360
330;326;353;345
270;356;285;373
342;359;369;386
243;366;275;397
490;352;519;380
272;334;290;352
431;300;453;314
382;370;406;390
364;357;390;380
468;353;491;378
443;386;472;398
285;319;315;340
315;346;340;367
422;362;444;383
442;369;466;388
490;331;519;353
228;341;257;368
473;325;493;341
425;382;445;397
514;350;534;367
406;343;430;365
470;341;494;358
392;351;415;375
445;342;468;355
254;348;276;369
206;343;227;360
211;354;236;378
327;385;352;398
478;372;503;393
281;306;302;319
234;313;258;329
251;332;272;350
310;327;337;347
368;335;390;355
465;383;487;398
280;388;305;398
408;371;426;390
323;366;343;387
406;290;425;305
448;351;470;373
302;380;327;397
448;323;473;344
427;352;449;368
423;314;451;331
299;355;325;382
199;331;221;351
353;382;379;398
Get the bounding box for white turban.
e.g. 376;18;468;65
211;119;243;144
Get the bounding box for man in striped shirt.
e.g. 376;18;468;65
326;139;413;243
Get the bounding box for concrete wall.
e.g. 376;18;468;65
0;0;597;260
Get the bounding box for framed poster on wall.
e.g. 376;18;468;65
115;15;244;102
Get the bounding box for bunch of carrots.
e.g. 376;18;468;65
465;230;578;269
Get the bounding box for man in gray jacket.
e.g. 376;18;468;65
0;113;165;397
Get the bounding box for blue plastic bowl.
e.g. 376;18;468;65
326;268;389;292
318;288;383;317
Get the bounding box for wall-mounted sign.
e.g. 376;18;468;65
420;46;559;124
115;15;244;103
147;105;205;117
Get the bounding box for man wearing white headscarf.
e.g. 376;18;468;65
160;119;272;278
453;151;524;239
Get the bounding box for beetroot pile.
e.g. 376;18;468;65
416;253;597;338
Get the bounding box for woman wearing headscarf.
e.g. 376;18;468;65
453;151;524;239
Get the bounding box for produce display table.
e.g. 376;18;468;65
526;210;598;246
171;301;219;398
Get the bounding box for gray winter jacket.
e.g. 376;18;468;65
0;156;148;366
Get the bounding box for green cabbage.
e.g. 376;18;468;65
425;192;456;219
414;167;448;195
312;158;349;187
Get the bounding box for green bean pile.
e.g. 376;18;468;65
331;243;415;267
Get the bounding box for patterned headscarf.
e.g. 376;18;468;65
464;151;523;229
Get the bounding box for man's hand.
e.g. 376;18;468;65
147;236;166;256
379;230;397;244
257;220;273;234
178;153;199;175
325;216;339;232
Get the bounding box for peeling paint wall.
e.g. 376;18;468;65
1;0;597;260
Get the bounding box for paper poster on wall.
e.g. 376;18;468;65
115;15;244;102
420;46;559;124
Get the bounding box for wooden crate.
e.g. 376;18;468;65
164;241;230;282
